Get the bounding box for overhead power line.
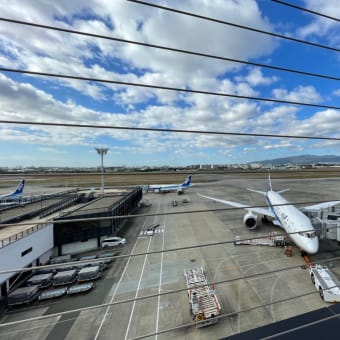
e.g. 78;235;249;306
127;0;340;53
0;68;338;109
272;0;340;22
1;253;340;330
2;220;340;275
0;197;338;229
0;195;340;228
0;17;339;82
1;119;340;141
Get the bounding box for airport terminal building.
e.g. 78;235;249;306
0;187;142;298
53;188;142;254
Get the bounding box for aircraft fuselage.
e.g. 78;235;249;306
266;191;319;254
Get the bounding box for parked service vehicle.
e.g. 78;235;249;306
67;282;94;295
39;288;67;301
98;252;115;263
78;266;101;282
7;286;40;306
27;273;53;289
101;236;126;248
184;267;221;328
309;264;340;302
146;228;154;236
145;223;160;236
53;270;77;286
172;200;178;207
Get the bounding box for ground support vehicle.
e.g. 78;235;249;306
27;273;53;288
7;286;40;306
52;270;77;286
67;282;94;295
309;264;340;302
234;232;286;247
184;267;221;328
39;288;67;300
77;266;101;282
98;252;115;263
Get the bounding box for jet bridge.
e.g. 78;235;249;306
303;207;340;242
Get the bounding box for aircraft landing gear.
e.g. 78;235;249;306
262;215;269;224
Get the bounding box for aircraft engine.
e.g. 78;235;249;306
243;212;257;230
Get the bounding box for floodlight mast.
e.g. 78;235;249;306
95;147;109;195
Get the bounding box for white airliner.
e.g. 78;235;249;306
0;179;25;204
199;175;340;255
146;175;192;194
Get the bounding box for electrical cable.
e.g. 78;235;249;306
0;68;337;109
1;119;340;140
272;0;340;22
1;254;340;329
127;0;340;52
1;215;339;275
130;293;340;340
0;197;336;228
0;3;339;337
0;17;339;82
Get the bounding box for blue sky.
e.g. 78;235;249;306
0;0;339;167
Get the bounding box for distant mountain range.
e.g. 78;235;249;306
258;155;340;165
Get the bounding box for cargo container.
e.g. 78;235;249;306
39;288;67;301
8;286;40;306
67;283;94;295
52;270;77;286
27;273;53;288
77;266;101;282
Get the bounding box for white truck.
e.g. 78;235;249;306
184;267;221;328
309;264;340;302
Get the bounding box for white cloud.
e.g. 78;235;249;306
0;0;277;103
236;68;278;86
297;0;340;44
272;85;322;104
0;1;338;166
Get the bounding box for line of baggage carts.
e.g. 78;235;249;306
7;252;115;307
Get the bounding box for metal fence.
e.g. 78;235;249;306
0;223;50;249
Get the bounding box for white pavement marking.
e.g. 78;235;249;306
93;209;151;340
124;236;153;340
139;228;164;236
124;199;162;340
155;214;166;340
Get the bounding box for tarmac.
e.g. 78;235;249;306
1;174;340;339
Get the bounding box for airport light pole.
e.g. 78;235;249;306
95;147;109;195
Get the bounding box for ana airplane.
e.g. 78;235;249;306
199;175;340;255
0;179;25;203
146;175;192;194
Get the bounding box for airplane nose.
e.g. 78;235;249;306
307;239;319;255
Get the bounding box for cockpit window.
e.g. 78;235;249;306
307;231;317;238
299;231;317;238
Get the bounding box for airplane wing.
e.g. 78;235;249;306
302;201;340;211
198;194;275;218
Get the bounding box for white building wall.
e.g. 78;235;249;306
0;224;54;285
61;238;98;255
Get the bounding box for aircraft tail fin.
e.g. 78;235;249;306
268;172;273;191
14;179;25;195
182;175;192;187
